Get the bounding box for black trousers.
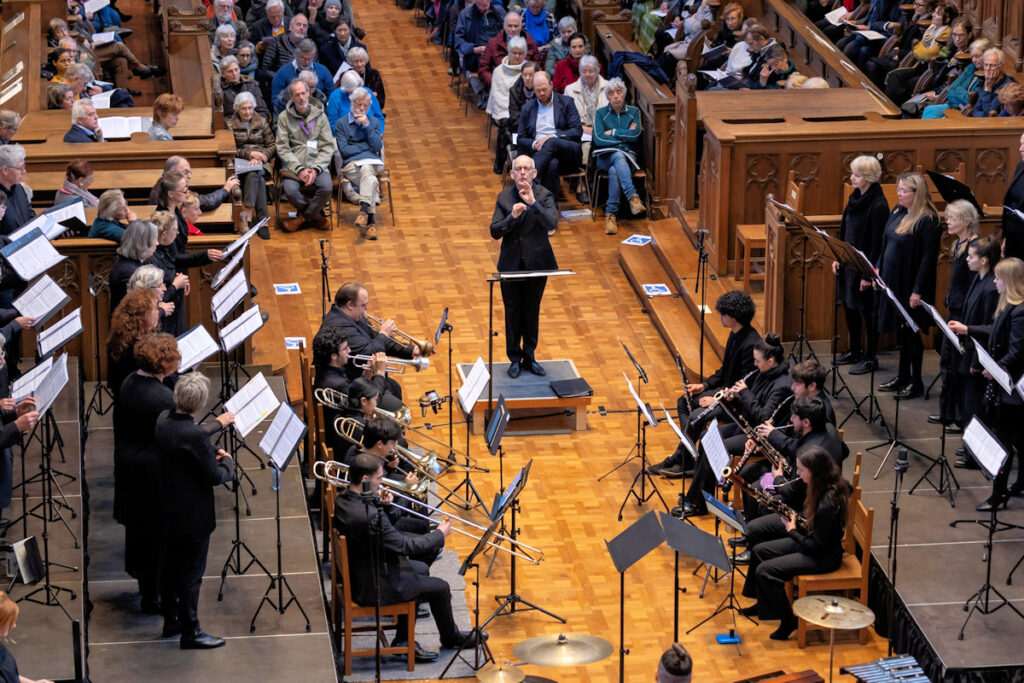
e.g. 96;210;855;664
125;523;161;605
843;302;877;359
500;276;547;364
531;137;580;197
897;326;925;387
960;371;987;430
740;515;840;621
684;425;745;510
938;329;962;424
160;537;210;634
394;560;459;645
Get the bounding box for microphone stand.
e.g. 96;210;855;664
886;449;909;656
694;229;709;379
318;238;331;318
84;274;114;431
438;318;486;512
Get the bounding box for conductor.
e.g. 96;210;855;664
490;155;558;379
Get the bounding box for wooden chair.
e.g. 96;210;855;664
735;170;804;290
789;496;874;648
331;529;417;674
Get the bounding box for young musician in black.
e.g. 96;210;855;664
650;291;760;478
875;172;941;399
789;359;835;425
739;445;852;641
950;257;1024;509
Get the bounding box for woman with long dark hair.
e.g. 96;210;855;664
875;172;941;398
740;445;852;640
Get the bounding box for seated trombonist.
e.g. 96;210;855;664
334;453;486;663
343;417;418;487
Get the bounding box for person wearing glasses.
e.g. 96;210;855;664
0;145;32;238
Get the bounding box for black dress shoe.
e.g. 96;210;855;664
836;349;861;365
527;361;546;376
727;536;747;548
738;603;759;617
770;617;798;641
180;630;225;649
646;456;677;475
896;383;923;399
848;359;878;375
878;376;903;391
683;502;707;517
954;457;979;470
442;630;488;649
575;190;589;205
161;621;182;638
416;606;429;619
927;414;944;424
257;224;271;240
944;424;963;435
392;639;439;662
658;463;684;478
507;362;521;379
670;505;683;518
733;550;751;565
976;497;1008;512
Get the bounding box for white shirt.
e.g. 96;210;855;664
535;99;556;137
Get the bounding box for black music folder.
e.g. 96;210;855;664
926;170;984;213
550;377;593;398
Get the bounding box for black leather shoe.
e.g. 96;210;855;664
896;383;923;399
161;621;182;638
670;505;683;518
683;502;707;518
393;640;439;662
945;424;963;434
954;457;978;469
507;362;521;379
646;456;677;475
848;359;877;375
770;618;798;641
416;606;429;619
976;497;1008;512
927;414;944;424
727;536;747;548
837;349;861;365
658;463;684;478
442;630;488;649
878;376;903;391
527;361;546;376
733;550;751;565
180;630;225;649
738;603;759;617
575;190;589;205
257;224;271;240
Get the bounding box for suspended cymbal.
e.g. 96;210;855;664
513;633;614;667
477;661;526;683
793;596;875;630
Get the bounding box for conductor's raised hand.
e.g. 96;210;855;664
510;202;528;219
517;181;535;205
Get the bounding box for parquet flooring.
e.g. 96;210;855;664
249;1;890;679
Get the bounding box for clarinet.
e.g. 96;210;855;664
689;369;757;425
676;355;694;414
728;395;795;479
721;466;808;530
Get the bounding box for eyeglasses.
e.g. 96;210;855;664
511;166;533;173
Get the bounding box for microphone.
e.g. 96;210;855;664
360;478;375;501
894;447;910;474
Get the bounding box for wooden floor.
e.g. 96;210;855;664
249;1;890;679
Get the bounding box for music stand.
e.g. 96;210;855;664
785;220;833;365
598;340;650;481
614;374;667;521
605;510;666;683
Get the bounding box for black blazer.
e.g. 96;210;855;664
109;256;144;313
516;92;582;159
489;182;558;272
703;325;760;393
333;488;445;605
768;422;848;467
155;411;235;542
63;125;101;143
1003;161;1024;260
321;305;414;381
967;302;1024;406
113;373;174;527
957;271;999;374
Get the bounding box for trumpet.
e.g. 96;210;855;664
314;386;413;426
351;354;430;374
365;314;436;356
721;466;807;530
314;460;542;563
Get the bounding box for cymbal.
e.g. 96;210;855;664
793;596;875;630
477;662;526;683
513;633;614;667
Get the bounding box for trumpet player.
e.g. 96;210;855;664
334;453;486;663
738;446;852;641
649;291;760;478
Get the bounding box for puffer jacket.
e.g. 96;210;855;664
227;111;276;173
275;98;336;173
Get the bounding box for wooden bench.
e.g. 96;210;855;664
16;107;215;143
29;166;228;204
167;26;216;110
24;130;236;172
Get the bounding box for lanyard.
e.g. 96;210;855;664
298;120;312;137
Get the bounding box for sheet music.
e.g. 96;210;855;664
98;115;151;138
176;324;219;372
0;228;66;281
219;304;264;353
825;6;846;25
259;401;306;471
660;402;698;461
13;275;69;326
43;200;87;228
963;416;1008;479
36;307;82;358
221;220;266;259
225;373;279;437
11;357;52;404
854;29;886;40
879;283;920;333
703;419;731;485
972;338;1014;395
211;269;248;323
91;31;117;46
89;89;114;109
32;353;68;418
624;372;656;427
458;356;489;414
233;158;263;174
921;301;963;353
211;240;247;290
332;61;351;85
699;68;729;81
84;0;111;13
9;214;62;242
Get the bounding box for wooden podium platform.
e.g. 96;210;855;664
456;359;591;434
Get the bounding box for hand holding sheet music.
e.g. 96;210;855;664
12;357;53;404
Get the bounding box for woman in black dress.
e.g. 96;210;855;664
951;257;1024;508
108;219;159;314
833;155;889;375
113;333;180;613
932;199;979;427
875;172;941;398
740;445;852;640
0;591;54;683
144;211;191;335
106;289;159;402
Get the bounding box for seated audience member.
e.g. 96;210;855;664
50;25;162;92
752;44;795;89
273;68;328;118
212;25;238;74
0;146;33;236
504;60;537;169
89;189;137;241
545;17;588;75
47;48;76;84
327;69;385;130
553;33;588;93
219;55;269;119
705;23;768;89
713;3;745;49
479;12;542;91
259;14;312;91
455;0;507;103
335;87;384;240
919;36;984;119
276;79;336;232
315;0;350;38
656;643;693;683
522;0;553;51
319;16;366;75
593;78;645;235
884;3;956;105
127;264;176;333
52;160;98;210
517;70;582;198
148;93;184;141
786;73;809;89
62;63;135;107
488;44;528;174
862;0;935;84
227;92;274;235
271;38;334;103
248;0;288;44
64;99;103;142
110;220;159;313
564;54;607;203
345;47;385;110
149;156;240;212
47;84;76;110
0;112;19;146
836;0;902;68
653;0;712;62
974;48;1012;117
203;0;250;42
236;41;258;78
999;82;1024;117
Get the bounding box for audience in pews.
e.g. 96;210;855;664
479;12;542;91
204;0;250;43
998;82;1024;116
974;48;1012;117
236;40;259;78
0;112;18;146
219;55;270;119
211;24;238;73
517;70;581;199
751;44;795;89
270;38;334;104
64;100;103;143
552;33;587;94
921;38;989;118
248;0;289;45
593;78;644;235
884;3;957;106
544;16;585;75
259;14;313;93
226;92;274;234
319;16;366;75
276;79;336;232
455;0;507;107
47;84;76;111
335;87;384;239
54;160;98;208
521;0;554;52
89;189;136;241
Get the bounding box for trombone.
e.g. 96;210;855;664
351;354;430;374
314;386;413;426
313;459;429;497
404;426;486;472
314;460;542;564
364;314;436;357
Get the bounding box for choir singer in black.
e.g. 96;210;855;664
490;154;558;379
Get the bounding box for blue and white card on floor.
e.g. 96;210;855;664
284;337;306;350
643;283;671;296
622;234;652;246
274;283;301;295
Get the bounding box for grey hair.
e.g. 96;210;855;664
288;78;309;98
557;16;577;32
339;69;363;93
0;110;20;129
579;54;599;71
983;47;1006;66
605;76;627;95
346;46;368;63
233;91;256;110
58;36;77;50
116;220;158;260
71;98;94;123
128;265;165;292
163;156;185;173
297;69;318;85
174;371;210;415
96;189;124;220
66;63;93;82
266;0;284;8
508;36;527;53
350;86;371;102
297;38;317;54
0;144;25;170
220;55;239;69
215;23;236;40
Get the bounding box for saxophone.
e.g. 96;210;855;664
730;395;795;478
721;467;808;530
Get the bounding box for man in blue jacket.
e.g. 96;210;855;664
334;88;384;240
973;48;1012;117
63;100;104;143
517;70;582;198
270;39;334;103
455;0;506;104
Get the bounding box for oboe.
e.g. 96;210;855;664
676;355;694;414
721;466;808;530
689;369;757;425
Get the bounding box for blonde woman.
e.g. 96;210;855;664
874;172;940;399
0;591;55;682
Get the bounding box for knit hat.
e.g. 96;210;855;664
325;0;342;9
